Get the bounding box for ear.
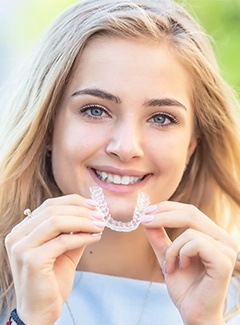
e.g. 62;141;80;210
186;135;197;165
46;143;53;157
47;144;52;151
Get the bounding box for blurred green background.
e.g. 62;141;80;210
1;0;240;95
183;0;240;95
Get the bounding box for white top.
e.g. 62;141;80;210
56;271;240;325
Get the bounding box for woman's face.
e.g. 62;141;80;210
51;37;197;221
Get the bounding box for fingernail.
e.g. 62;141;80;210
143;205;157;214
140;214;155;223
178;260;182;270
91;210;104;220
86;199;98;207
92;220;106;228
91;231;103;237
162;261;167;275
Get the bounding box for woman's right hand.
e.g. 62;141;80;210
5;194;106;325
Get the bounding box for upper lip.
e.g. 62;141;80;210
90;166;151;177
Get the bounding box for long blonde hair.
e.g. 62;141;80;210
1;0;239;319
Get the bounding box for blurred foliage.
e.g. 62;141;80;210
179;0;240;94
7;0;240;94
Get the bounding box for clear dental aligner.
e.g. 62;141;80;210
90;186;150;232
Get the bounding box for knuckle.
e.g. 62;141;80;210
188;204;197;213
229;247;238;264
48;215;62;229
220;258;233;277
4;232;14;248
21;250;40;270
55;234;69;248
159;201;170;209
10;243;25;262
183;228;195;238
190;204;199;215
4;232;20;251
165;246;177;260
228;237;238;252
44;205;56;217
10;243;20;256
193;237;205;246
42;197;56;209
186;204;198;220
69;193;81;201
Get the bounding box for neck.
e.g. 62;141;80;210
77;225;164;282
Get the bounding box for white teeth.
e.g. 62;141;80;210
101;171;108;180
95;170;143;185
113;175;121;184
122;175;130;185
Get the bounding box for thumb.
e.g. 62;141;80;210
144;227;172;271
65;246;86;269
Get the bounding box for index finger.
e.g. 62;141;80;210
142;201;237;250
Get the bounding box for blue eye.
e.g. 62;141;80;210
149;112;179;127
79;104;109;120
89;107;104;117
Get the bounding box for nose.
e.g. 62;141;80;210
105;120;144;161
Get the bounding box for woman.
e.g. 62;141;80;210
1;0;240;324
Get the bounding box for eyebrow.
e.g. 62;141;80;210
71;88;121;104
71;87;186;110
144;98;186;110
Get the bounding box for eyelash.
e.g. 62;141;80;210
79;104;110;120
149;112;179;127
79;104;179;127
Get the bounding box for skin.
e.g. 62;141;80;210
5;37;237;325
51;37;196;219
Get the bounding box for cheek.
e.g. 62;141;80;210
51;118;108;180
50;126;102;194
52;116;101;157
51;132;96;169
147;143;188;203
148;135;190;170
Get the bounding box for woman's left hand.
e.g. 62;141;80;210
141;201;238;325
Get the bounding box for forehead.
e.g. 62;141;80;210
65;36;193;107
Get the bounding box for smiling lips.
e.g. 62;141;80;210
94;169;147;185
